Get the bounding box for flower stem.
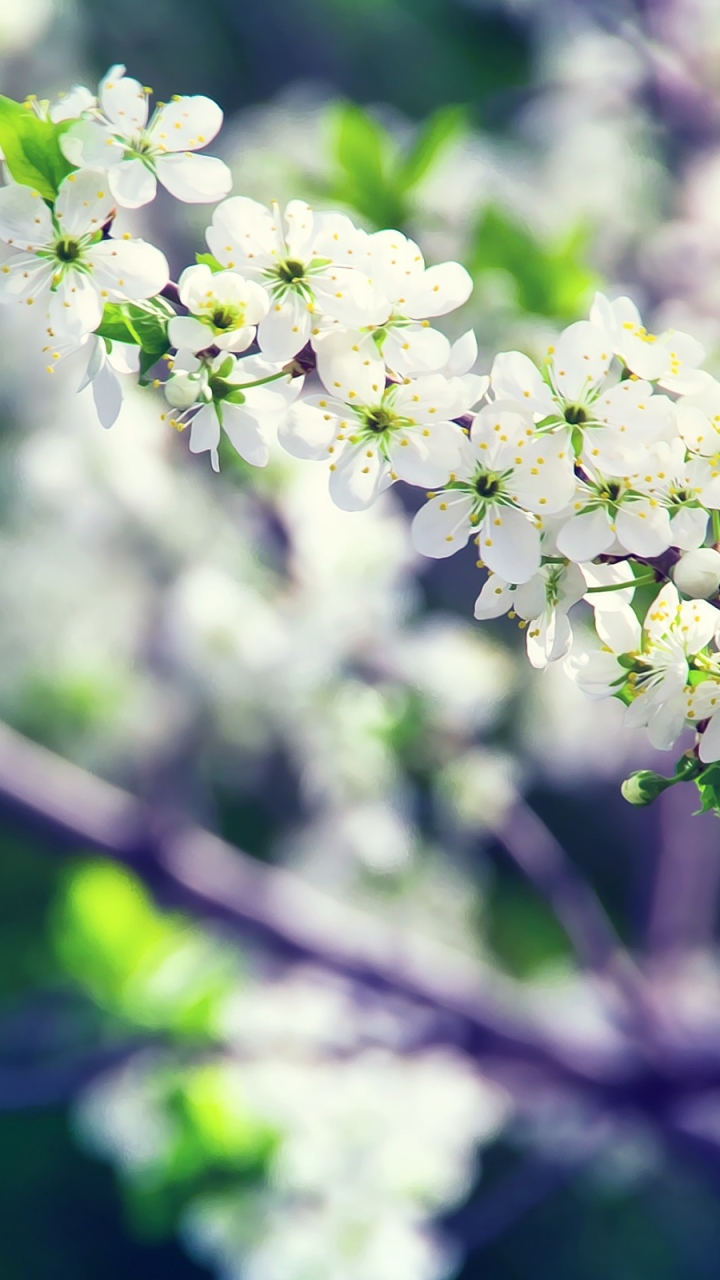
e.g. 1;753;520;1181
713;509;720;546
586;572;657;594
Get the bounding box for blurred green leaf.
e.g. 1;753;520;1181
53;862;239;1036
195;251;224;273
398;105;465;192
469;205;598;320
0;96;75;199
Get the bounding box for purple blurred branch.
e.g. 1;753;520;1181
493;800;655;1024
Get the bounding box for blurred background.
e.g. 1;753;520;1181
4;0;720;1277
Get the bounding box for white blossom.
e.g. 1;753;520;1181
168;263;269;354
411;403;575;582
589;291;708;395
61;65;232;208
205;197;387;362
474;560;587;667
0;170;168;337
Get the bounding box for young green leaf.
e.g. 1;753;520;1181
0;96;76;200
399;105;465;193
195;251;224;273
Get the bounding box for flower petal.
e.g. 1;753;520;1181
149;95;223;151
221;403;269;467
88;238;169;301
411;493;474;558
0;183;53;250
155;152;232;204
479;504;541;584
329;441;392;511
48;271;103;338
100;67;148;132
55;168;115;236
257;294;310;362
109;159;157;209
402;261;472;318
556;507;614;562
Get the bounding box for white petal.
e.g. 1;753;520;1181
551;321;610;401
90;359;123;428
156;152;232;204
329;442;391;511
100;68;148;132
48;271;103;338
0;184;52;250
55;169;115;236
312;265;388;327
88;238;169;301
447;330;478;377
490;350;554;417
60;119;123;169
189;403;221;460
474;575;513;619
314;329;385;403
149;96;223;151
109;159;157;209
402;261;473;319
221;403;269;467
614;502;672;557
699;711;720;764
480;504;541;584
382;324;450;377
257;295;310;362
556;507;614;561
670;506;708;551
169;315;211;352
0;253;53;302
206;196;282;269
595;604;642;653
411;493;474;558
278;399;338;460
388;422;464;487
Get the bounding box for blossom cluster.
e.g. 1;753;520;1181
4;67;720;784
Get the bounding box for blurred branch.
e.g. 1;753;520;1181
3;720;720;1121
492;800;655;1026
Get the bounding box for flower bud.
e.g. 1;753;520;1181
164;371;204;410
672;548;720;599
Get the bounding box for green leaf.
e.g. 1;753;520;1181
95;299;174;350
0;96;76;200
468;205;598;320
695;762;720;814
195;251;224;273
399;105;465;192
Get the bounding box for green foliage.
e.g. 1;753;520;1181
121;1062;277;1239
0;96;75;200
195;251;224;272
323;101;465;229
52;862;239;1036
695;762;720;814
95;298;174;382
469;205;598;320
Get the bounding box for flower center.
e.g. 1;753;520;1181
276;258;307;285
54;236;81;263
564;404;588;425
127;135;154;157
475;472;502;499
211;304;241;331
600;479;623;503
361;406;396;434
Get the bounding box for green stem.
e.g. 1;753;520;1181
713;509;720;545
231;371;289;390
586;573;657;594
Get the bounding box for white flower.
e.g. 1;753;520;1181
673;548;720;599
61;65;232;208
589;292;708;395
279;371;472;512
165;351;303;471
638;437;720;550
490;321;674;475
78;336;140;428
411;403;575;583
0;170;168;337
474;560;586;667
364;228;472;377
556;463;673;562
205;197;387;362
568;583;720;750
168;263;269;354
676;378;720;456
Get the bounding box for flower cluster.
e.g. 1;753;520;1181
4;66;720;790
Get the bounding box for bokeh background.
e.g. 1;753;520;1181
4;1;720;1276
